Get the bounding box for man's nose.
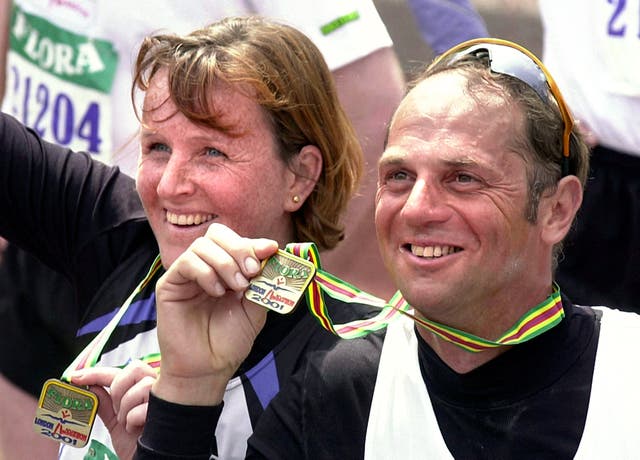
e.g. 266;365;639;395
401;179;451;224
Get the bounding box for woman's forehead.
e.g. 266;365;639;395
142;72;268;134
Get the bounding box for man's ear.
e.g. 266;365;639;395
539;175;583;245
284;145;323;212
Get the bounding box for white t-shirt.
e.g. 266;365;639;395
366;307;640;459
3;0;393;175
539;0;640;156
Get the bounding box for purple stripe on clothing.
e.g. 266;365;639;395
245;351;279;409
76;294;157;337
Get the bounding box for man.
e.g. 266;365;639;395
129;39;640;459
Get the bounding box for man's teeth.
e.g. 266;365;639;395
166;211;214;226
411;244;460;258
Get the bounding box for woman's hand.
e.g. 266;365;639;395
70;360;157;460
153;223;278;406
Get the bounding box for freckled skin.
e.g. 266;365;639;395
135;71;297;268
375;71;552;336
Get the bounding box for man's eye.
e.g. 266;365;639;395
205;147;227;158
456;173;476;183
388;170;409;181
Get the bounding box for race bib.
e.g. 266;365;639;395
3;4;118;162
594;0;640;95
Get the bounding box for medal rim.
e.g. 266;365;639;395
245;249;316;314
34;378;99;448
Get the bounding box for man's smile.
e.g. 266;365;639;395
409;244;463;258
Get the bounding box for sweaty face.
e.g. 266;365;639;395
135;72;296;267
375;71;550;329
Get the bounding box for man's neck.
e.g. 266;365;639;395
414;282;556;373
418;328;512;373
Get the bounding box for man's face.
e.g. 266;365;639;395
375;71;549;328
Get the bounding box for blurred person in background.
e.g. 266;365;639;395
407;0;488;55
539;0;640;312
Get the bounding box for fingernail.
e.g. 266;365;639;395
244;257;260;274
68;371;83;381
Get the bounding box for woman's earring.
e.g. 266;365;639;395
292;195;300;203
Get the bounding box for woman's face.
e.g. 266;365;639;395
136;72;297;267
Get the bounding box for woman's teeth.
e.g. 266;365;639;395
166;211;214;226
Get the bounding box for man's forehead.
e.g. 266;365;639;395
389;72;517;142
383;75;526;173
399;72;507;118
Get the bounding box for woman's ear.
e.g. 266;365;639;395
284;145;323;212
539;175;583;245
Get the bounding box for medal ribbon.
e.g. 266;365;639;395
388;285;564;352
62;244;565;380
286;242;564;351
59;255;164;382
286;242;409;338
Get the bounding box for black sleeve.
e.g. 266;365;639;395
135;393;224;460
0;112;148;306
134;333;382;460
0;112;153;394
0;244;77;395
247;334;383;460
133;374;307;460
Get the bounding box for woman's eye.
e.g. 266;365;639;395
205;147;227;158
149;142;171;153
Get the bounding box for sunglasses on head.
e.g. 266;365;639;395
431;38;574;177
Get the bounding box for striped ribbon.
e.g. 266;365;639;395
286;243;408;339
59;245;402;378
388;285;564;352
60;256;164;381
286;242;564;351
61;244;565;378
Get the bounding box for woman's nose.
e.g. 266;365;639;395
156;154;196;198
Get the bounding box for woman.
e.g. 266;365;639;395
0;16;374;460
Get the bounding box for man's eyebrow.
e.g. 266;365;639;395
378;154;480;169
378;152;406;168
442;157;478;168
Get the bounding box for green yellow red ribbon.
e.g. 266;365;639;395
387;286;564;352
287;242;407;339
286;242;564;352
62;243;566;380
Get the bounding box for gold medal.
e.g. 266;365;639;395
33;378;99;448
245;249;316;314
